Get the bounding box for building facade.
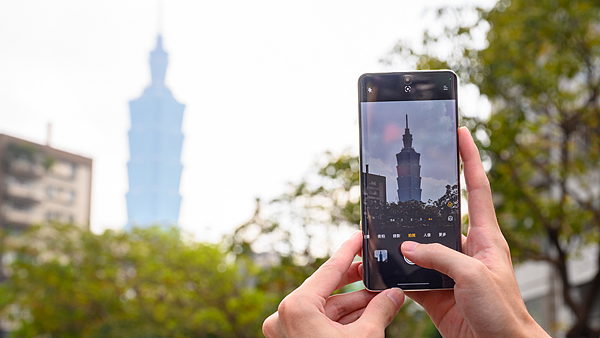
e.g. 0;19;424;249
126;35;185;229
396;115;422;202
0;134;92;231
362;168;386;204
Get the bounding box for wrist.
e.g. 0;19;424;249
515;315;550;338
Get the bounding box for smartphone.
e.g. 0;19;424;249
358;71;461;291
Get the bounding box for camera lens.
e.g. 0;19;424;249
403;76;413;85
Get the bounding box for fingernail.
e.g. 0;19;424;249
402;241;419;252
386;288;404;310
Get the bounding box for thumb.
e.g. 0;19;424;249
353;288;404;332
401;241;480;284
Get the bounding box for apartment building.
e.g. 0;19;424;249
0;134;92;230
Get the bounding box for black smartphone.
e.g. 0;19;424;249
358;71;461;291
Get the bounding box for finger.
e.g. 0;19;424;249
405;289;457;326
353;288;404;331
404;290;425;305
338;308;366;325
405;289;452;309
358;223;363;258
401;241;486;285
333;261;363;291
300;231;362;298
458;127;498;230
324;289;377;321
262;312;283;338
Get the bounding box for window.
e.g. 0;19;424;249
69;162;77;179
66;190;75;204
46;211;57;221
367;189;380;196
47;186;58;200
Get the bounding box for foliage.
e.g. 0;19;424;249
2;143;39;170
0;223;278;338
387;0;600;337
43;155;55;170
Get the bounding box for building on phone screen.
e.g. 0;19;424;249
125;35;185;230
362;165;386;204
396;114;422;202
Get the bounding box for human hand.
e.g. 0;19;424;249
262;230;405;338
400;127;549;338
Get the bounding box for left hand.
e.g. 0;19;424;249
262;230;405;338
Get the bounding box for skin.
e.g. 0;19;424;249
262;230;404;338
263;127;550;338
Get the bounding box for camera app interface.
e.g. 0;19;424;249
360;95;460;290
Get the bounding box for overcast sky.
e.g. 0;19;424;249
0;0;492;242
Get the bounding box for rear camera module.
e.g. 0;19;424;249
403;76;413;85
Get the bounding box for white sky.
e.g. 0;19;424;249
0;0;492;243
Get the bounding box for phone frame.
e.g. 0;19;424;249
358;70;462;291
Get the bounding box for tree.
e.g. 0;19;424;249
0;223;277;338
387;0;600;336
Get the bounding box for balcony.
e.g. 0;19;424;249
7;159;44;178
48;161;76;180
2;206;34;227
4;182;43;203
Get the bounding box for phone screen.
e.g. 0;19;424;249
358;71;461;290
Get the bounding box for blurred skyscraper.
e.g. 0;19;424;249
126;35;185;229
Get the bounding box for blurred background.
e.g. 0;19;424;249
0;0;599;337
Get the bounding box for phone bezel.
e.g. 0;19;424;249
358;70;462;291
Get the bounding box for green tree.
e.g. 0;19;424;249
387;0;600;337
0;223;277;338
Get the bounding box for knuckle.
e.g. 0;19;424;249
262;316;276;338
427;242;446;253
422;243;447;261
374;296;397;319
277;294;306;319
262;310;285;338
498;237;511;254
461;259;488;281
277;296;293;317
482;178;492;192
328;296;345;318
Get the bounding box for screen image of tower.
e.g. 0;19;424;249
126;35;185;229
396;115;422;202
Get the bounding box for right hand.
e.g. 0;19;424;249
400;127;550;338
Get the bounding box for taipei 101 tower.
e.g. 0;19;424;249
125;34;185;229
396;114;422;202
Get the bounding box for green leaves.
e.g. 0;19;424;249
0;224;274;338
